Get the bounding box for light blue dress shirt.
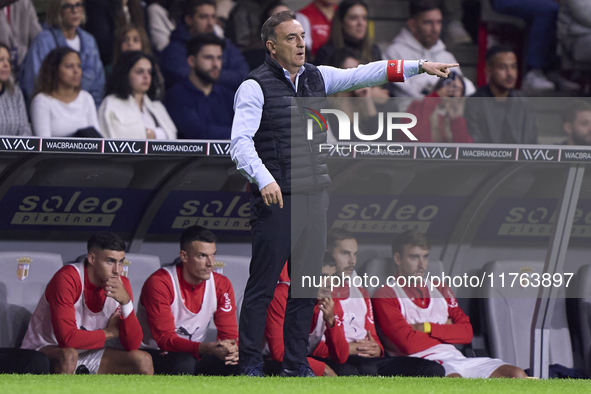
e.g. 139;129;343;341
230;60;419;190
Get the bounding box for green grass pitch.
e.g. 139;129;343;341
1;375;590;394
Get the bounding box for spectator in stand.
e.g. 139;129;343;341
315;0;381;66
84;0;146;67
464;46;537;144
160;0;249;91
242;1;291;70
372;230;527;378
21;231;153;375
0;0;41;74
562;100;591;146
99;51;176;139
403;71;472;143
165;34;234;140
296;0;338;59
558;0;591;64
225;0;275;50
30;47;102;137
325;48;392;144
146;0;182;53
111;24;165;99
112;24;152;68
139;226;239;376
383;0;474;109
0;42;32;136
492;0;558;91
19;0;105;106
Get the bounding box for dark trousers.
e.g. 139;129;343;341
0;348;49;374
323;355;445;377
145;349;239;376
239;191;329;371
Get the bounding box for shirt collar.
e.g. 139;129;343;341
282;65;306;90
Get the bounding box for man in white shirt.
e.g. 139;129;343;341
383;0;475;108
230;10;458;377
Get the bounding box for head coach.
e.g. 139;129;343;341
229;10;458;377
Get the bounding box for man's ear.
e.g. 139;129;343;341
393;252;401;267
266;40;276;55
187;54;196;68
184;14;192;29
564;121;573;137
87;251;95;267
407;18;417;35
179;249;188;264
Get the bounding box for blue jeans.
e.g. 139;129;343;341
493;0;559;69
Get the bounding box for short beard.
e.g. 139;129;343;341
571;131;591;146
194;66;218;84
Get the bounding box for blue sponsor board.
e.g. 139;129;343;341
148;191;252;235
475;197;591;241
0;137;40;152
327;194;467;241
0;186;151;231
103;140;146;154
148;141;207;155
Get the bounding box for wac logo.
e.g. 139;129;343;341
1;138;37;151
520;149;557;161
306;108;418;142
106;140;143;153
210;143;231;156
418;147;454;159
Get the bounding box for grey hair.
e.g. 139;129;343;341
261;10;296;46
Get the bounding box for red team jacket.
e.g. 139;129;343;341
372;283;473;355
44;264;142;350
139;264;238;359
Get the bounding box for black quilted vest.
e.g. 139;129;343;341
247;54;330;194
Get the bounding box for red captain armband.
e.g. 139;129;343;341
386;60;405;83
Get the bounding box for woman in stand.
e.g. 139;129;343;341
30;47;101;137
314;0;381;66
0;42;32;136
99;51;176;139
19;0;105;106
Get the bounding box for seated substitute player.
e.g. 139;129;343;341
372;230;527;378
21;232;153;375
327;228;445;377
139;225;239;375
264;259;347;376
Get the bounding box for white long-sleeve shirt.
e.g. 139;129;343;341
30;91;101;137
230;60;419;190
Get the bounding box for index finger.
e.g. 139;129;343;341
444;63;459;68
278;190;283;209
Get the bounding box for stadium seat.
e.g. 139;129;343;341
0;252;63;348
202;254;250;342
481;260;573;370
122;254;162;310
567;264;591;377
